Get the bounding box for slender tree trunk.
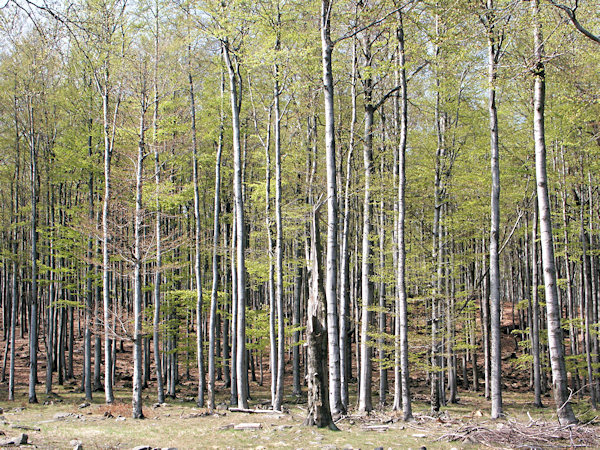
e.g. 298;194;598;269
273;11;285;411
152;0;165;405
531;0;577;425
339;35;357;412
223;41;249;409
486;2;503;418
208;69;224;411
320;0;343;416
393;10;412;420
531;203;543;407
358;65;375;413
101;68;116;404
188;49;205;407
132;97;147;420
27;98;39;404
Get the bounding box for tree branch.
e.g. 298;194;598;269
547;0;600;45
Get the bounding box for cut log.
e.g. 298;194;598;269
233;423;262;430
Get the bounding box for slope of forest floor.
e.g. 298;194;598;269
0;380;598;449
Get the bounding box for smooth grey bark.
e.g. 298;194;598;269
46;188;55;395
100;63;119;404
378;156;387;408
273;11;285;411
531;0;577;425
338;34;357;412
230;203;238;405
189;56;205;407
358;36;375;412
223;41;249;409
292;245;303;396
27;97;38;403
579;190;596;408
484;0;503;419
84;125;93;401
392;9;412;420
27;98;38;404
152;0;165;405
208;69;225;411
132;96;147;420
320;0;343;416
9;100;19;402
531;203;543;407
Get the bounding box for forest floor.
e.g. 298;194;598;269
1;319;599;449
0;379;599;449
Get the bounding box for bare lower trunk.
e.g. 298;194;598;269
132;100;146;419
321;0;342;416
223;41;249;409
305;208;337;430
189;60;205;407
208;71;224;411
531;0;576;425
486;2;502;418
393;10;412;420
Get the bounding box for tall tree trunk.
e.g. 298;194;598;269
531;203;543;407
189;50;205;407
531;0;577;425
152;0;165;405
223;41;249;409
486;1;503;419
339;35;357;412
28;98;38;404
320;0;343;416
304;207;337;430
393;9;412;420
101;66;117;404
132;97;147;419
208;69;225;411
273;9;285;411
358;38;375;411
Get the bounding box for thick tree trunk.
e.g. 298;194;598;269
304;208;338;430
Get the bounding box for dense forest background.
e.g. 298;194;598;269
0;0;599;428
